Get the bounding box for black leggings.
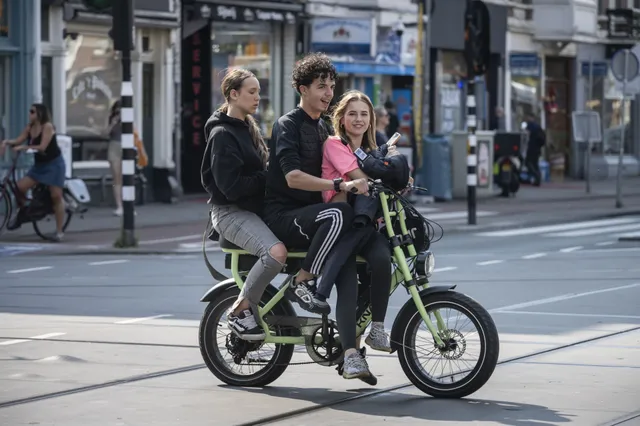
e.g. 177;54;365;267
317;227;392;349
266;202;354;275
331;254;359;350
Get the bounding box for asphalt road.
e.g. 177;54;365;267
1;223;639;425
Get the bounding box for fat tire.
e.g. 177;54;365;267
199;287;294;387
396;291;499;399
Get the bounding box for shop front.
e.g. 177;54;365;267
62;0;180;200
308;16;416;110
428;0;507;137
506;29;542;134
574;42;640;178
181;0;303;193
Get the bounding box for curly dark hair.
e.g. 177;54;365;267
291;53;337;93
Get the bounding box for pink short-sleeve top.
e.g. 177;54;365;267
321;136;359;203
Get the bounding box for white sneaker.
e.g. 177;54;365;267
227;309;265;341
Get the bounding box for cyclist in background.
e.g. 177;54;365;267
1;103;66;241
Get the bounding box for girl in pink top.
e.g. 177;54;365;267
317;90;401;356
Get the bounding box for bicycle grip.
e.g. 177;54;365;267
349;186;359;193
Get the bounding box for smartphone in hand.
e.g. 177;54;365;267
386;132;401;147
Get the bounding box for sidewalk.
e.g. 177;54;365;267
2;176;640;254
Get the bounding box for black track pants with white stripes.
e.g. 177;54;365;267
266;202;354;276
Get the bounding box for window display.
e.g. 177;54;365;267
211;23;274;137
64;33;121;138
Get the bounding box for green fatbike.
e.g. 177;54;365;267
198;180;500;398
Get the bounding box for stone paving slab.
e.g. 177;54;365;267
1;323;638;425
273;329;640;426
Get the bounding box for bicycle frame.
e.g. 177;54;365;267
221;188;448;348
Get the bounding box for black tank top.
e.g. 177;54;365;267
29;129;61;164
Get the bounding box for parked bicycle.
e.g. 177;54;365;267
0;150;91;241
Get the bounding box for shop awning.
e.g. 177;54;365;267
329;54;416;76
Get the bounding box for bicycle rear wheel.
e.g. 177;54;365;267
32;209;73;241
0;185;12;235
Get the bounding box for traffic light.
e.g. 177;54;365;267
464;0;491;78
82;0;112;13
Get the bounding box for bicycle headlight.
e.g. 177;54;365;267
416;250;435;277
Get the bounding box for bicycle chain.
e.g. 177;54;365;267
231;337;430;368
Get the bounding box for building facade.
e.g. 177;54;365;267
180;0;304;193
61;0;181;198
504;0;640;179
1;0;181;200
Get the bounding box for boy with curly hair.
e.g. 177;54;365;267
263;53;373;380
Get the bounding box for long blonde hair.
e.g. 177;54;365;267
331;90;377;152
217;69;268;165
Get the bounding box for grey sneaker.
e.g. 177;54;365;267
342;351;372;380
286;278;331;315
365;325;392;353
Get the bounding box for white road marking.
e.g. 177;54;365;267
492;283;640;312
578;248;640;254
495;310;640;320
6;266;53;274
522;253;547;259
434;266;458;273
618;231;640;238
547;223;640;237
0;332;66;346
114;314;174;324
596;241;615;246
89;259;129;266
476;218;638;237
559;246;583;253
177;242;222;252
424;211;498;220
137;235;201;245
477;260;504;266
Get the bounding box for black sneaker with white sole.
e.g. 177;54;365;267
227;309;265;341
286;279;331;315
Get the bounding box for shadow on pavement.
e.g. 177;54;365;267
240;386;574;425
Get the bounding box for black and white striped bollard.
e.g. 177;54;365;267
117;0;136;247
466;79;477;225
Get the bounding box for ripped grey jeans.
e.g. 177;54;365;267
211;204;285;310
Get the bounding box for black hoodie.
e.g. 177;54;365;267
200;111;267;215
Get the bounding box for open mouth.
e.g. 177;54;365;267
321;100;331;107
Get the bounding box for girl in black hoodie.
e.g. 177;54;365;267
201;69;287;341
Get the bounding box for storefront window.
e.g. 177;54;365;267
510;76;539;131
602;71;634;155
211;22;274;137
0;0;9;37
64;33;122;140
440;50;466;135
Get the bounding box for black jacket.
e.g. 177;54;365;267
200;111;266;215
264;107;332;217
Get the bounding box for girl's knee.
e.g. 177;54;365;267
268;242;287;265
